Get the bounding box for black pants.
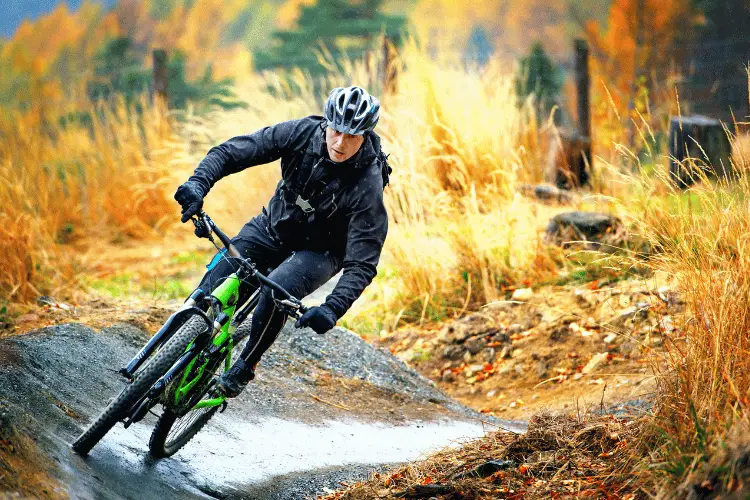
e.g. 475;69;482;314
197;214;342;367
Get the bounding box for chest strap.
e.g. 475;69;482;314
281;176;345;215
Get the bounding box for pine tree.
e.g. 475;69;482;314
254;0;406;75
87;36;244;112
87;37;151;103
514;42;561;115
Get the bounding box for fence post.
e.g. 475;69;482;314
574;39;591;142
574;38;592;187
152;49;168;104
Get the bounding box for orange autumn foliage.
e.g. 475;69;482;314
0;2;120;109
584;0;695;147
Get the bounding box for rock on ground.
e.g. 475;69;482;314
545;211;627;251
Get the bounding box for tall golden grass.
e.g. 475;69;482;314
169;41;583;332
0;37;617;328
622;138;750;492
0;97;189;303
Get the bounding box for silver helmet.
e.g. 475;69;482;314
324;86;380;135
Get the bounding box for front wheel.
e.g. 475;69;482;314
71;315;208;456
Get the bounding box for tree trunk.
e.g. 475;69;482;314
152;49;169;104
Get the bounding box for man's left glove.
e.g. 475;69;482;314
295;304;337;335
174;181;205;223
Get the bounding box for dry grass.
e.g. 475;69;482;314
610;123;750;494
321;413;647;499
0;97;190;303
328;43;623;333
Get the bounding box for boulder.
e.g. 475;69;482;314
545;211;626;251
465;337;485;355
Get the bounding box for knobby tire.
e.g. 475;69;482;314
149;404;219;458
149;309;258;458
71;315;207;455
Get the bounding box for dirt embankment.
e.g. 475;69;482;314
378;278;681;419
0;317;516;500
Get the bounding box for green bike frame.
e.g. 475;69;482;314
171;273;243;411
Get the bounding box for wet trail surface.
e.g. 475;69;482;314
0;313;525;499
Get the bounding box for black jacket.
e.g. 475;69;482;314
188;115;389;319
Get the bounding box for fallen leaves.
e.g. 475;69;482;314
319;413;646;500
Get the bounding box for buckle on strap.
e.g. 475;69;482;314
295;195;315;213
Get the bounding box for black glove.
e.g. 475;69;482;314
174;181;205;223
295;305;337;335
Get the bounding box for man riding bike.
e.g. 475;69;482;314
174;86;389;398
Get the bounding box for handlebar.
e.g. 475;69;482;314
191;211;308;318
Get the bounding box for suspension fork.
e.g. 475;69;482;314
119;291;208;380
122;311;217;427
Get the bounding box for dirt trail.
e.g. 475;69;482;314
0;310;523;499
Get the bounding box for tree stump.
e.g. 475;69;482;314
547;131;591;189
669;115;731;188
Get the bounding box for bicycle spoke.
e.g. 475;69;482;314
166;406;211;446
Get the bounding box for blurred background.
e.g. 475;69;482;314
3;0;750;325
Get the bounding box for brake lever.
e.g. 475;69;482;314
277;299;307;318
191;212;212;239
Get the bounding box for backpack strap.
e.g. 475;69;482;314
378;150;392;189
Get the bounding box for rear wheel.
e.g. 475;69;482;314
71;315;208;456
149;316;255;459
149;400;220;458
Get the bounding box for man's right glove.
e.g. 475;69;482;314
174;181;205;223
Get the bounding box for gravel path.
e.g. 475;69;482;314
0;318;524;499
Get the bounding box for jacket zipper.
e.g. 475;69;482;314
301;158;326;199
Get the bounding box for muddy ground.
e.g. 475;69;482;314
0;316;524;499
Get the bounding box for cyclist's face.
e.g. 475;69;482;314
325;126;364;163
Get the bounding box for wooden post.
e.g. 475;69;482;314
575;39;591;142
570;38;592;187
152;49;168;104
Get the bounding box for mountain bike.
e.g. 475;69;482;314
72;211;307;458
